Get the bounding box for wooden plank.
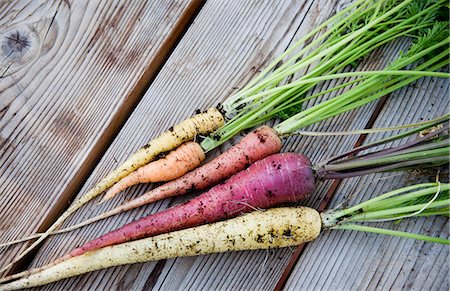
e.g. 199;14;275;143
283;78;449;290
4;1;446;290
0;0;201;275
26;1;319;289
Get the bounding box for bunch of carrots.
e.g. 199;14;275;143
1;0;449;289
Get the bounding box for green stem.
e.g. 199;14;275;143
322;183;439;224
228;0;441;114
322;182;450;244
361;185;450;212
346;199;450;222
353;138;449;161
203;1;447;151
222;0;375;111
416;209;450;217
258;77;367;121
274;41;449;134
319;58;449;122
319;114;450;165
322;156;449;179
332;224;449;245
227;70;449;107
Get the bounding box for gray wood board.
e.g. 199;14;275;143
23;0;360;290
5;0;448;290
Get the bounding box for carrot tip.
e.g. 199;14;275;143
97;196;110;205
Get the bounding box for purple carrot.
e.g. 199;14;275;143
70;153;315;257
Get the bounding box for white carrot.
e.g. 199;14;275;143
0;207;320;290
1;183;447;290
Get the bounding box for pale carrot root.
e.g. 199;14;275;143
0;153;315;286
0;108;223;275
0;151;309;283
0;207;321;290
101;141;206;202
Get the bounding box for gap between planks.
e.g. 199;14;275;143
7;0;206;276
273;95;389;291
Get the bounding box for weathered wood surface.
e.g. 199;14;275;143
1;0;448;290
0;0;200;275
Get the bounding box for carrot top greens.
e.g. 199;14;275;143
201;0;450;151
321;182;449;244
318;115;449;245
313;114;449;179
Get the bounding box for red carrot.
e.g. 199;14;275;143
70;153;315;257
2;153;313;279
0;126;283;249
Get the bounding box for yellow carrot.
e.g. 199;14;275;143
0;108;224;274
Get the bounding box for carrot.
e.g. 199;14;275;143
0;126;282;248
0;108;224;274
2;118;446;255
98;125;282;207
20;123;446;266
0;207;321;290
93;124;283;212
100;141;206;202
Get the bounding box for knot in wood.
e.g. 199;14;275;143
2;30;32;60
1;25;41;75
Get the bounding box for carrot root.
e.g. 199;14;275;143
101;141;206;203
70;153;315;257
0;207;321;290
0;125;279;251
0;152;315;283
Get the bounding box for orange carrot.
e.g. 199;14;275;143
101;141;205;202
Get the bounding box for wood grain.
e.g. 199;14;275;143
0;0;200;275
19;0;338;289
2;0;447;290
